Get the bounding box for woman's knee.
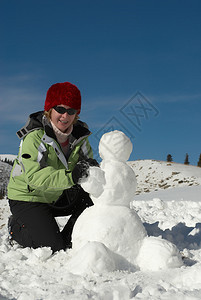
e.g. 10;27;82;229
8;215;66;252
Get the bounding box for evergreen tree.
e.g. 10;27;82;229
167;154;173;162
198;153;201;167
184;153;189;165
0;188;4;200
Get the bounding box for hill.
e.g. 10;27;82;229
0;161;12;197
1;155;201;197
129;159;201;194
0;154;17;162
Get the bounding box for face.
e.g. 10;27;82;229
50;104;77;133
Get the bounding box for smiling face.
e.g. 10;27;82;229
50;104;77;133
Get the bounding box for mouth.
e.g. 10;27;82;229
59;120;68;124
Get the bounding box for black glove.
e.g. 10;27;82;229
72;158;99;184
85;158;99;167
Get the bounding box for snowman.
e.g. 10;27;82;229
71;130;183;272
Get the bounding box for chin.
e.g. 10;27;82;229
60;127;68;133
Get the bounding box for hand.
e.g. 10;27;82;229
85;158;99;167
72;158;99;184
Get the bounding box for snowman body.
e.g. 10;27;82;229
73;131;147;265
92;159;137;207
73;130;183;270
72;204;147;265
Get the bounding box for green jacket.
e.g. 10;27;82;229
7;111;93;204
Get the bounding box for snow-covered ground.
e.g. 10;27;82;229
1;157;201;299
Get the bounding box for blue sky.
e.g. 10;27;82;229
0;0;201;165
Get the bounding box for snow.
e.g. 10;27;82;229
80;166;106;198
92;159;137;207
136;236;183;271
72;205;147;264
91;130;137;207
99;130;133;162
128;159;201;194
0;154;17;162
1;186;201;299
73;131;182;272
1;132;201;299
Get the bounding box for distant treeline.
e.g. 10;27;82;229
167;153;201;167
0;186;6;200
0;158;14;166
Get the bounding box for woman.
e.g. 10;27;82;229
7;82;99;252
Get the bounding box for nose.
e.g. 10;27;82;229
62;112;69;117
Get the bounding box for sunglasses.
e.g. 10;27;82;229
53;106;77;115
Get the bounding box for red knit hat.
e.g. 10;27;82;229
44;82;81;114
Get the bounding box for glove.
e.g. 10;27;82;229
85;158;99;167
72;158;99;184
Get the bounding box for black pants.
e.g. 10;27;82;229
8;186;93;252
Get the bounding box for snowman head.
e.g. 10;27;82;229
99;130;133;162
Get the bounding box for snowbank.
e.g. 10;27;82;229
1;186;201;299
1;153;201;299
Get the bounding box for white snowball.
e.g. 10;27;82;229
66;241;116;275
92;160;137;207
99;130;133;162
136;236;183;271
80;166;106;198
72;205;147;265
67;241;136;275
